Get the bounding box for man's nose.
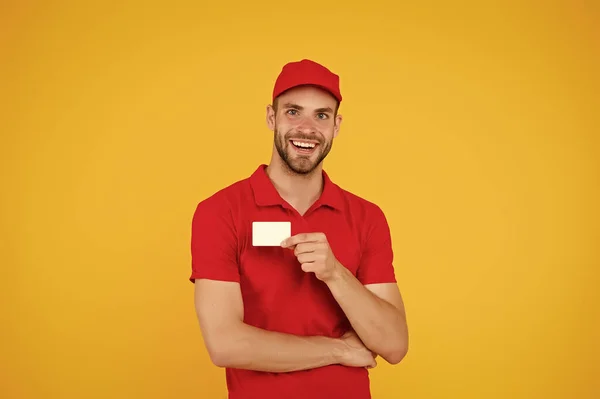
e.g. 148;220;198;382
295;116;317;133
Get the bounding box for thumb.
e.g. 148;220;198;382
366;358;377;369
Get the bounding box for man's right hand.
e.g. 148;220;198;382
338;330;377;369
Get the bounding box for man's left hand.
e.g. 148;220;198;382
281;232;341;282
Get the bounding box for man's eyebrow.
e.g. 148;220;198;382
282;103;303;110
315;107;334;113
282;104;334;113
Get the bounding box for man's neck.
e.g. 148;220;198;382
265;159;324;215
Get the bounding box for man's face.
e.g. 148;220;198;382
267;86;342;175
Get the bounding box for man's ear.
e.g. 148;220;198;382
266;105;276;131
333;114;343;138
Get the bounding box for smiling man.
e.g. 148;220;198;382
190;59;409;399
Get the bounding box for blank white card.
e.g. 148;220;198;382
252;221;291;246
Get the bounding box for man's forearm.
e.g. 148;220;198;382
209;322;345;373
326;266;408;364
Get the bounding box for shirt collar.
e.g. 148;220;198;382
249;164;345;211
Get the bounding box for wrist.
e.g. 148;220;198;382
324;260;347;285
331;337;348;364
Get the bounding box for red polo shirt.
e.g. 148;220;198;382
190;165;397;399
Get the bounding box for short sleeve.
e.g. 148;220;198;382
189;198;240;283
356;205;397;285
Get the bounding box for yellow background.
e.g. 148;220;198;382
1;1;598;398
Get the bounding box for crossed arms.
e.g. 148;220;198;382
191;202;409;373
194;275;408;373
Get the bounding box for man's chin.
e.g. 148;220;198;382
286;158;319;175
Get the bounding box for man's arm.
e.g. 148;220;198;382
194;278;376;373
280;206;409;365
325;274;409;365
327;205;409;364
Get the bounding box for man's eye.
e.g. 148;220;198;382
287;109;298;115
317;113;328;119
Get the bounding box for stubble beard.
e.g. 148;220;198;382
273;123;333;175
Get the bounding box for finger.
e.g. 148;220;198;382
296;242;329;257
281;232;326;248
300;262;315;273
294;243;316;256
280;233;311;248
297;253;313;264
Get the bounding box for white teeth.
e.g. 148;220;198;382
292;140;316;148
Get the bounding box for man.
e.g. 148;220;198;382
190;59;409;399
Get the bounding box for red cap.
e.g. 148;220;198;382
272;59;342;103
